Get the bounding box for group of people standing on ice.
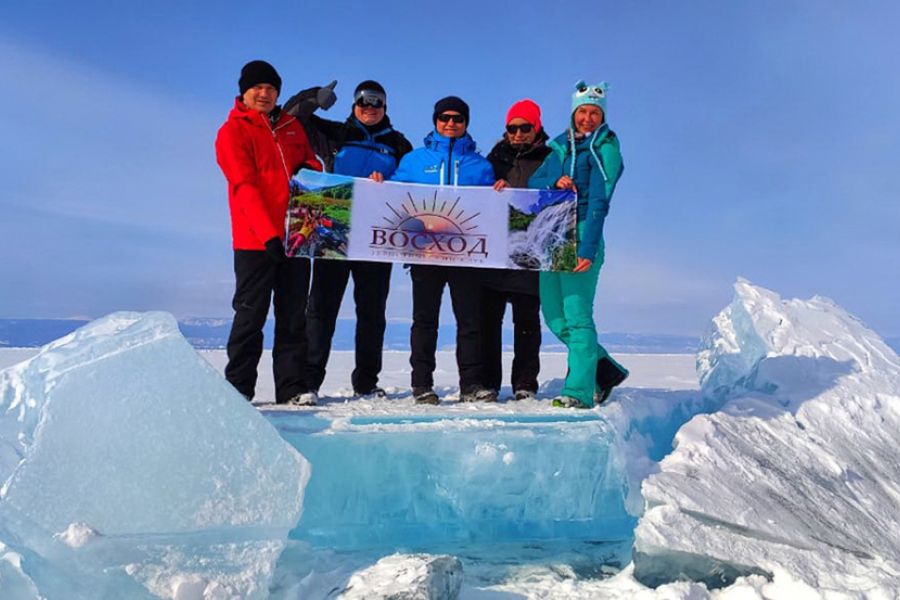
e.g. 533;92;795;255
215;60;629;411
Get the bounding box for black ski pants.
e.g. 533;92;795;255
225;251;311;403
409;264;484;391
481;286;541;393
306;259;392;393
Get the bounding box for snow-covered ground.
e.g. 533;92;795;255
0;351;697;402
1;280;898;599
216;350;697;406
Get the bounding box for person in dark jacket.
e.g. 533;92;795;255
484;99;551;401
283;81;413;402
215;60;322;405
382;96;495;404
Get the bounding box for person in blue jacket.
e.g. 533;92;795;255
529;81;629;409
379;96;495;404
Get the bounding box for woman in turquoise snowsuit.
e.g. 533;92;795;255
528;81;629;408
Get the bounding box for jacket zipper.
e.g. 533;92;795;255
447;138;455;187
270;114;293;181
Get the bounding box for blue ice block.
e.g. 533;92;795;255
266;413;635;552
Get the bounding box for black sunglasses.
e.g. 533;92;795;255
437;113;466;124
506;123;534;134
355;96;385;109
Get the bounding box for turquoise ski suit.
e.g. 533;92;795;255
528;124;625;406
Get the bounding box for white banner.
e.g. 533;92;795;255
286;169;577;271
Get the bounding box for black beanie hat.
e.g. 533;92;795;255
239;60;282;95
354;80;386;97
433;96;470;124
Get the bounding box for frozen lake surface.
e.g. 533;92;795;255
3;281;897;599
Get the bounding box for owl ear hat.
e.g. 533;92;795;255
571;80;609;115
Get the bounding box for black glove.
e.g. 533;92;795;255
316;80;337;110
264;237;287;264
282;88;319;118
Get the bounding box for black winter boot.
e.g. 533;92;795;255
595;357;629;404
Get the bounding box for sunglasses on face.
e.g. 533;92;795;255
506;123;534;134
437;113;465;124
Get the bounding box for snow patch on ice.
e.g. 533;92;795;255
128;540;286;600
53;522;99;548
340;553;464;600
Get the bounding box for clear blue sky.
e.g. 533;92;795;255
2;1;898;337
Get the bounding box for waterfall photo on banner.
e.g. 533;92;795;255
285;170;578;271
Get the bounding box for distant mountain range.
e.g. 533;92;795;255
3;318;897;355
0;318;716;354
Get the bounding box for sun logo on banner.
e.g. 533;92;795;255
382;191;480;234
370;191;489;262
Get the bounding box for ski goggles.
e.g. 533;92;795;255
506;123;534;134
354;89;386;109
436;113;466;124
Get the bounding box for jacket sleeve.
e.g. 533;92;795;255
579;141;623;260
477;157;495;185
286;118;323;174
389;152;417;183
307;114;347;147
528;150;564;189
215;122;280;243
578;176;603;260
395;134;414;161
600;139;624;199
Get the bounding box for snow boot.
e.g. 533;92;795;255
476;388;499;403
413;387;439;405
552;395;590;409
595;357;628;405
356;386;387;400
513;389;536;401
461;386;497;403
288;391;318;406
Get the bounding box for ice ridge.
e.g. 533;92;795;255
634;279;900;592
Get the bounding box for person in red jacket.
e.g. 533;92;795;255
215;60;322;405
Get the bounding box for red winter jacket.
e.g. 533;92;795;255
215;98;322;250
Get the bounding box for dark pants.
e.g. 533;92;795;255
225;251;311;403
481;286;541;392
410;265;483;390
306;259;392;393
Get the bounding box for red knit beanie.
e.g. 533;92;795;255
505;99;542;131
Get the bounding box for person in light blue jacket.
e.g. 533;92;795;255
382;96;495;404
390;127;494;187
529;81;629;409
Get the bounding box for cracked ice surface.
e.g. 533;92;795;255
634;280;900;592
0;312;310;599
